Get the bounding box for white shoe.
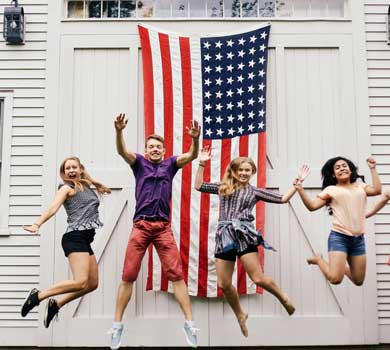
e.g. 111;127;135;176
107;324;124;350
183;321;199;348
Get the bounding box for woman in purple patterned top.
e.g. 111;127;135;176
195;147;308;337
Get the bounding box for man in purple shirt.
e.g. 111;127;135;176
109;113;200;349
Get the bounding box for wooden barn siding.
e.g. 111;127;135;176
0;0;387;344
0;0;47;330
365;0;390;342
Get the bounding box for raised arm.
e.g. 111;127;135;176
194;146;211;190
294;166;327;211
23;185;72;233
176;120;201;168
364;157;382;196
115;113;136;166
366;189;390;218
280;165;311;203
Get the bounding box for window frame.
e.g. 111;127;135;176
63;0;350;20
0;91;13;236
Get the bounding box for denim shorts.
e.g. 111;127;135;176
327;231;366;256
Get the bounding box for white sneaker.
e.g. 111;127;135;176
183;321;199;348
107;324;124;350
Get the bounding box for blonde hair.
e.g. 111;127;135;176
219;157;257;197
60;156;111;195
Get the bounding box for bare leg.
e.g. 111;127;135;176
38;252;91;302
240;252;295;315
344;264;352;280
57;255;99;308
307;252;348;284
114;280;134;322
216;259;248;337
347;255;366;286
172;279;193;321
153;224;193;321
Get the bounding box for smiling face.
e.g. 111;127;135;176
235;161;254;185
63;159;82;181
333;159;352;183
145;138;165;163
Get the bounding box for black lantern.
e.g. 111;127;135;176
3;0;25;44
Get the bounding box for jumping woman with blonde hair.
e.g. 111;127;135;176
21;156;111;328
195;147;309;337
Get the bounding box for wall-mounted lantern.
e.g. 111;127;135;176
3;0;25;45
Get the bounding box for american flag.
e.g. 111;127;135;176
138;24;270;297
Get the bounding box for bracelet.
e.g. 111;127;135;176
199;163;206;167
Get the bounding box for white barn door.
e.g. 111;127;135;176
209;34;378;346
43;28;377;346
46;35;208;347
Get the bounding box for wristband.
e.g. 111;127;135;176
199;163;206;167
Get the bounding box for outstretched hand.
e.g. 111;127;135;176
23;224;39;234
367;157;377;169
199;146;211;164
294;164;310;187
114;113;128;131
186;120;201;139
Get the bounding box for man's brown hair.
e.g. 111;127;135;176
145;134;165;148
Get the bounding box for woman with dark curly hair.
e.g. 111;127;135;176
294;156;381;286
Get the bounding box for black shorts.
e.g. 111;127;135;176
215;245;258;262
61;229;96;257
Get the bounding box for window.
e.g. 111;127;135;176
67;0;137;18
65;0;347;19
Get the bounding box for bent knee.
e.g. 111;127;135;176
352;278;364;286
166;269;184;282
74;278;89;291
164;261;184;282
252;276;269;286
122;265;140;282
122;271;137;283
88;279;99;291
328;275;343;285
218;280;233;291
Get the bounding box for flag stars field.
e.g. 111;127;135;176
200;27;270;139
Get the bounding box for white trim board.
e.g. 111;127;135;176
0;91;14;236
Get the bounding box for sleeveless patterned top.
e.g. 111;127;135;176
59;184;103;233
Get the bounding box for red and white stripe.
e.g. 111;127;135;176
139;24;266;297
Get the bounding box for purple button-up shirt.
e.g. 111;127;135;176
131;153;179;222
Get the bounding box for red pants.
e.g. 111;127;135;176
122;219;184;282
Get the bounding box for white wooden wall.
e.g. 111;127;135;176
0;0;386;347
365;0;390;343
0;0;47;345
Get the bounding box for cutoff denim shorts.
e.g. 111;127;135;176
327;230;366;256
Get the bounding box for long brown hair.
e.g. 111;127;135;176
60;156;111;194
219;157;257;197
